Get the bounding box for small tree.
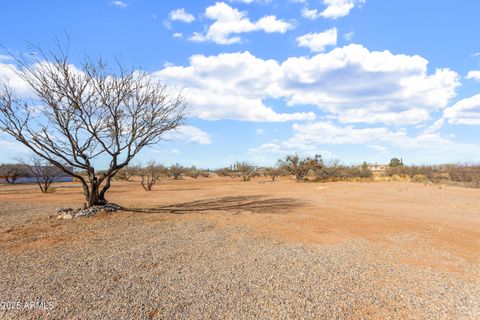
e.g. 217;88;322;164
359;161;373;178
169;163;184;180
139;161;164;191
0;164;24;184
215;167;233;177
315;159;341;181
200;170;210;178
389;158;404;167
185;166;200;179
233;161;256;181
278;154;323;182
20;156;63;193
116;165;138;181
265;167;283;182
0;44;185;207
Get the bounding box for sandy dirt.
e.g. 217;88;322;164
0;177;479;319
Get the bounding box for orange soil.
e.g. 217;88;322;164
0;177;479;272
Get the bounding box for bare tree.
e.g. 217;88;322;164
233;161;256;181
139;161;164;191
185;166;210;179
116;165;138;181
215;167;233;178
314;159;341;181
278;154;323;182
169;163;184;180
0;44;185;207
20;156;63;193
0;164;24;184
185;165;200;179
265;167;284;182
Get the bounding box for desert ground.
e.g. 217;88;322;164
0;177;479;319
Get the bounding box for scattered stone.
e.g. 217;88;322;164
54;203;123;219
74;211;87;218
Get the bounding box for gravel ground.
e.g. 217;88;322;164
0;204;479;319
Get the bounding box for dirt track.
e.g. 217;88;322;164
0;177;479;319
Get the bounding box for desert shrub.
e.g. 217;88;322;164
314;160;373;182
214;168;230;177
444;164;480;187
359;162;374;178
412;175;428;183
46;186;57;193
314;159;341;181
116;165;138;181
232;161;257;181
184;166;210;179
169;163;185;180
408;166;435;180
264;167;285;182
385;165;409;177
385;165;437;183
215;167;233;177
185;166;200;179
278;154;323;182
200;170;210;178
446;165;472;182
342;166;373;179
382;163;480;187
391;174;403;181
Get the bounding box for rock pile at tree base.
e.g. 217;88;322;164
55;203;123;219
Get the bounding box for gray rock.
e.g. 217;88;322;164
54;203;123;219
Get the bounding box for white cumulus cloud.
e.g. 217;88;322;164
321;0;365;19
296;28;337;52
163;125;212;144
0;44;461;126
278;44;460;125
153;51;315;122
466;70;480;81
190;2;293;44
152;45;459;125
0;62;32;96
249;121;479;163
302;0;365;20
301;8;320;20
443;94;480;125
169;8;195;23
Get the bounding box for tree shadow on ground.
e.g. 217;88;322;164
126;195;304;214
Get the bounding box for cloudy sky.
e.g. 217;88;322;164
1;0;480;168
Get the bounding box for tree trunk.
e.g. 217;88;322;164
85;181;108;207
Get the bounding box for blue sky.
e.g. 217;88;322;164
1;0;480;168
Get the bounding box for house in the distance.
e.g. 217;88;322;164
367;164;388;174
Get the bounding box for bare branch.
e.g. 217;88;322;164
0;43;186;207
